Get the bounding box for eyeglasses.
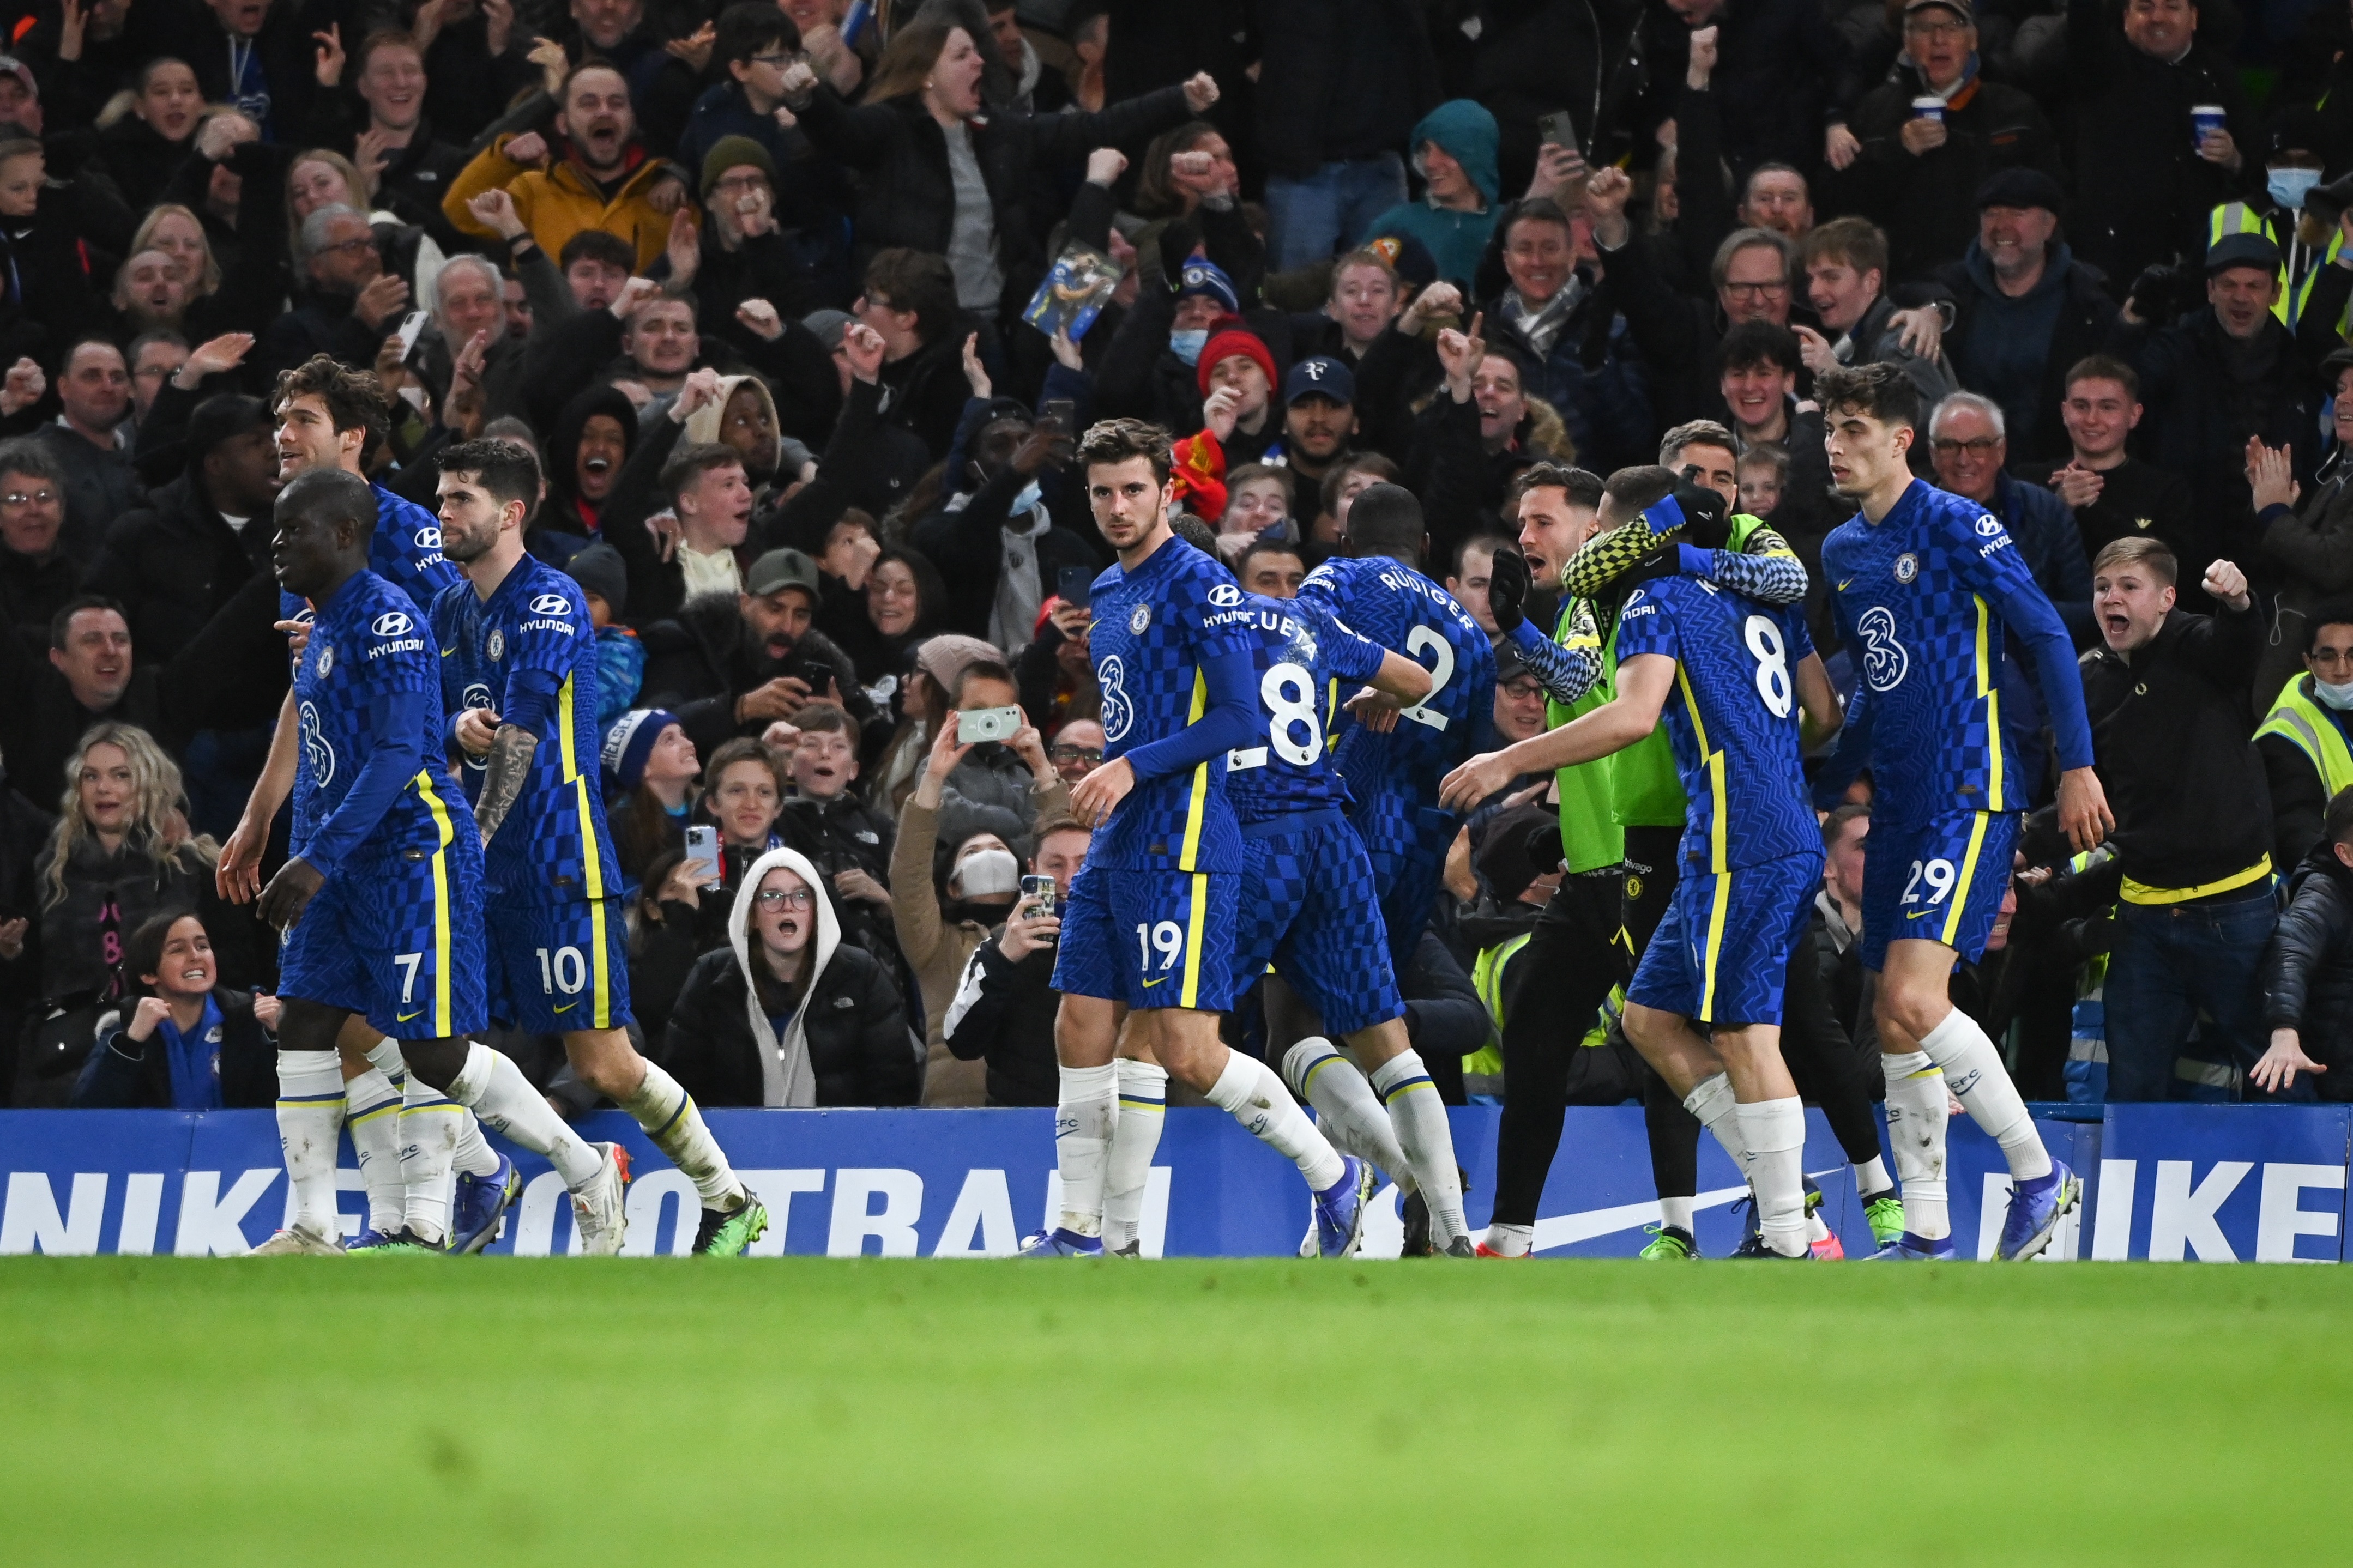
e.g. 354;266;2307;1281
755;887;814;909
1903;19;1969;39
1721;280;1788;300
1049;746;1103;766
1932;437;2001;457
315;236;377;257
745;51;793;66
3;488;56;506
1501;680;1545;700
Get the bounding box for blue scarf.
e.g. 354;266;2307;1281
158;995;225;1112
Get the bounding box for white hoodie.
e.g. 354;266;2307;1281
728;846;842;1107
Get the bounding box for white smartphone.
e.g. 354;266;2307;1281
959;705;1022;744
393;310;430;362
683;825;723;889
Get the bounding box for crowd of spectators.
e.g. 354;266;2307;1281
9;0;2353;1115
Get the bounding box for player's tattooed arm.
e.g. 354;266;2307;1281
474;724;539;843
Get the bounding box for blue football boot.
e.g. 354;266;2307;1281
449;1153;522;1255
1994;1161;2080;1261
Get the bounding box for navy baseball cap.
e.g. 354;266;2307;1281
1283;355;1355;406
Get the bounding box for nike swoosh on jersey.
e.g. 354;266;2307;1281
439;647;456;656
396;1009;423;1022
553;1002;575;1013
1837;579;1853;591
1140;976;1165;988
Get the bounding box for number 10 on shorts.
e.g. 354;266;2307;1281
536;945;588;995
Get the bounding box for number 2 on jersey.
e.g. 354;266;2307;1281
1398;626;1455;730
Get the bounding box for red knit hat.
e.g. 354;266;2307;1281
1197;328;1277;397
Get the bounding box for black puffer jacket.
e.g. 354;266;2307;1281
660;939;918;1109
2261;844;2353;1097
86;473;272;665
940;928;1058;1107
793;83;1196;325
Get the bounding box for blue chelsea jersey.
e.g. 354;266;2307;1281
1820;479;2089;826
1222;592;1389;823
1295;555;1495;802
431;557;623;904
1087;537;1259;871
290;570;468;868
1613;574;1820;872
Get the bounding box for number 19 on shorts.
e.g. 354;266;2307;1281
1136;921;1182;976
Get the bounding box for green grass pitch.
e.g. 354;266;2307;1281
2;1257;2344;1565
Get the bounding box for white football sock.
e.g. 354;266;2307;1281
398;1075;460;1245
1882;1050;1950;1240
1371;1050;1467;1245
1682;1073;1752;1179
1918;1009;2052;1182
1482;1221;1533;1257
1206;1050;1345;1192
1658;1196;1696;1234
1054;1063;1117;1238
1102;1060;1167;1252
1854;1154;1892;1197
1737;1097;1809;1258
342;1064;404;1233
274;1049;345;1237
620;1061;744;1208
451;1110;499;1178
447;1043;601;1188
1281;1040;1410;1187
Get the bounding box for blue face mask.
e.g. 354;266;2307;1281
1011;480;1042;515
2270;167;2324;209
1169;328;1208;366
2317;676;2353;711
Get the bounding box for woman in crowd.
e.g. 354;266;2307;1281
660;847;916;1107
70;906;278;1109
624;847;706;1050
23;725;256;1104
830;544;948;704
889;707;1067;1106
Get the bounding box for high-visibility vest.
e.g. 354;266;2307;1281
1467;934;1528;1098
2255;671;2353;802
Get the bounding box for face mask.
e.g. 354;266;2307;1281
1011;480;1042;514
950;846;1020;898
1169;328;1208;366
2270;168;2323;209
2316;676;2353;711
